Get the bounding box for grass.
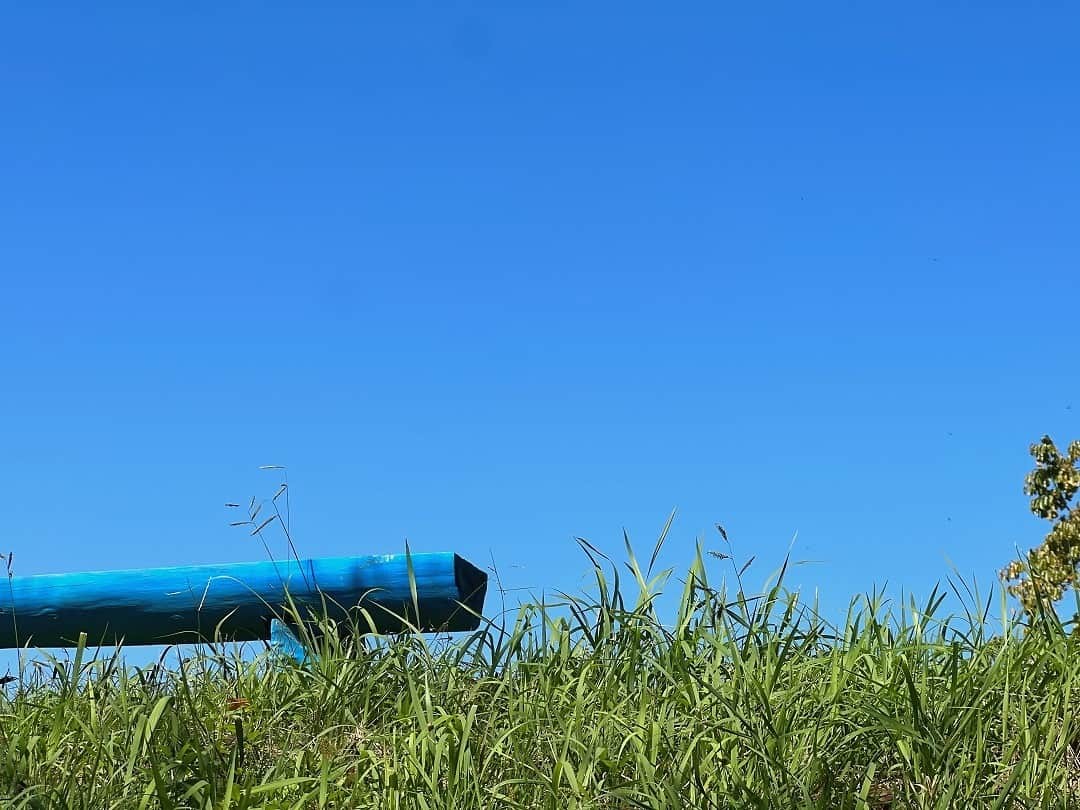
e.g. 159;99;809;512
2;533;1080;809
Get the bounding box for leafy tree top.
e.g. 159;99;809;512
1001;436;1080;615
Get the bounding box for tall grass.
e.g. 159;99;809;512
2;536;1079;809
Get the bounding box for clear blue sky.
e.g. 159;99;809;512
1;2;1078;660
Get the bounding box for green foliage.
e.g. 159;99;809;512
1000;436;1080;615
2;536;1080;808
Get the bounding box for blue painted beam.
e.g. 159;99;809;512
0;552;487;648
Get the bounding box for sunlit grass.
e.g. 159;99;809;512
2;534;1079;809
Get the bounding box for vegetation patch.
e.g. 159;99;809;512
3;438;1080;808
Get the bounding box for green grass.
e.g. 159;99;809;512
2;537;1079;809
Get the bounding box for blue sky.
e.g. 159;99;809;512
1;2;1078;665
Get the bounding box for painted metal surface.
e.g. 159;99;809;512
0;552;487;648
